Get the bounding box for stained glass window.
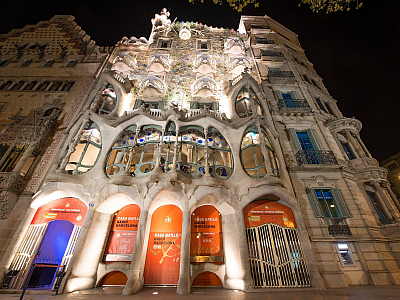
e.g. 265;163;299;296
106;125;136;177
66;121;102;175
178;126;206;178
235;87;263;118
130;125;162;176
240;126;278;178
208;127;233;179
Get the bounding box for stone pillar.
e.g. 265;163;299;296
172;125;179;173
177;209;191;294
370;181;396;223
344;130;363;158
223;210;253;291
256;122;273;175
63;211;113;293
204;125;210;176
373;181;400;222
383;182;400;214
354;133;372;158
123;210;149;295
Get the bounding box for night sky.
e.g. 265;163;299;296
1;0;399;162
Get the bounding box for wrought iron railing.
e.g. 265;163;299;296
255;38;275;45
277;99;310;109
295;150;338;166
324;218;352;236
261;50;284;57
269;70;295;78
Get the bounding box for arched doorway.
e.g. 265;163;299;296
144;205;182;285
190;205;223;263
243;199;310;288
99;271;128;286
5;198;88;289
103;204;140;263
192;271;222;287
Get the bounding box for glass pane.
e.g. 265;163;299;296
142;144;157;163
81;144;100;166
69;143;85;163
242;147;256;169
20;155;36;177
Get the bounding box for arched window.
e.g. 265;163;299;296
177;126;205;178
240;126;278;178
160;122;177;173
131;125;162;176
94;84;117;115
235;86;263;118
65;121;102;175
106;125;136;178
208;127;233;179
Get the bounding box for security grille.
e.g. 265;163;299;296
7;223;48;289
246;223;310;288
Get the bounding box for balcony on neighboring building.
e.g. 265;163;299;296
260;50;285;62
295;150;338;166
268;70;295;83
277;98;311;113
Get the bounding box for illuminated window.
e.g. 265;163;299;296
65;121;102;175
131;126;161;176
307;188;351;219
106;125;136;178
207;127;233;179
235;86;263;118
337;243;354;266
240;126;278;178
94;84;117;115
177;126;205;178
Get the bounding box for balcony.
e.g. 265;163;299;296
277;99;311;113
268;70;295;84
260;50;284;62
295;150;338;166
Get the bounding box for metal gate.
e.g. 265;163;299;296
6;223;81;289
246;223;310;288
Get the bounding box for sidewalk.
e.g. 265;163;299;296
1;285;400;300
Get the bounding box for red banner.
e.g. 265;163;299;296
244;200;296;228
144;205;182;285
104;204;140;262
190;205;223;263
31;197;87;227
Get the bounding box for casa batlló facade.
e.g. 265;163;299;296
1;9;400;295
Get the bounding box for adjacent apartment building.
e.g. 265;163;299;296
0;9;400;295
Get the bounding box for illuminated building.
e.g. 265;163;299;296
1;10;400;294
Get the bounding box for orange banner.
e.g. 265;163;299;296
190;205;223;263
144;205;182;285
243;200;296;228
105;204;140;262
31;197;87;227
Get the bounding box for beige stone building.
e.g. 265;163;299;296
1;9;400;295
381;153;400;201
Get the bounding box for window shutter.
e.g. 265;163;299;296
307;128;322;150
307;188;323;218
212;101;219;111
133;99;142;109
331;188;352;218
276;90;283;99
288;128;302;151
190;101;198;109
290;91;298;99
158;100;165;109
